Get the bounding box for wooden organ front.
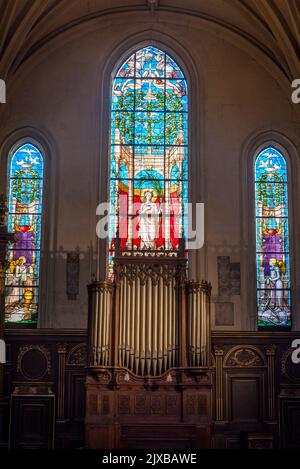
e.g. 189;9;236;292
86;250;212;449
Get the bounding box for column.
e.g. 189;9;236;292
57;344;67;420
214;345;225;422
265;344;276;421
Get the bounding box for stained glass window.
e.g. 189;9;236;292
109;46;188;272
255;146;291;327
5;143;44;325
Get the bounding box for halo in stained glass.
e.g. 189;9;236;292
255;146;291;327
5;143;44;325
109;46;188;274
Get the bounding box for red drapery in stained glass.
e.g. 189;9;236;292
109;46;188;274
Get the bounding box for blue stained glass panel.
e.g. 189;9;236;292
116;53;135;78
165;80;188;112
135;47;165;78
166;55;184;79
5;143;44;325
112;79;135;111
165;112;187;145
255;146;291;327
135;79;165;112
111;111;134;145
134;112;165;145
109;46;188;275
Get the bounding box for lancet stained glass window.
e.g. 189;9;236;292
109;46;188;272
5;143;44;325
255;146;291;327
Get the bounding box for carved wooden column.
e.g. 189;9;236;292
265;344;276;421
57;344;67;420
0;195;15;398
179;263;187;368
214;345;225;422
203;281;212;367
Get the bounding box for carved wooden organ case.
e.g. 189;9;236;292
86;244;212;449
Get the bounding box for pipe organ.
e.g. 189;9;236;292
86;252;213;449
116;264;179;376
187;281;211;368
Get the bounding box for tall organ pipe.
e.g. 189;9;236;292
87;262;211;376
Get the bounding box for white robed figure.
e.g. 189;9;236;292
268;258;283;309
139;191;160;250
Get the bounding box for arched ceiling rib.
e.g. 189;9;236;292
0;0;299;81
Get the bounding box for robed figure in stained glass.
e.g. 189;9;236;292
109;46;188;274
139;190;161;250
5;143;44;325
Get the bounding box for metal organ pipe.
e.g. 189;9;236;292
187;281;211;367
87;262;211;376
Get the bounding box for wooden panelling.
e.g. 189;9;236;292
9;395;55;449
279;387;300;448
0;402;9;448
2;330;87;449
85;368;213;449
213;332;300;449
121;424;199;449
67;372;86;422
229;376;262;423
0;330;299;448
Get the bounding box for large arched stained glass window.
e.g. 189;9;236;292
5;142;44;325
255;146;291;327
109;46;188;273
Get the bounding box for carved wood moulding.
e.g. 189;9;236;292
113;257;187;286
224;346;266;368
17;344;51;381
67;343;87;367
86;366;212;389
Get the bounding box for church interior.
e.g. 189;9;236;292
0;0;300;450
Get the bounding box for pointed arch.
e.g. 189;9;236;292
255;146;291;327
108;45;188;274
5;142;45;325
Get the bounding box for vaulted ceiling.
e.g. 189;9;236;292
0;0;299;82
